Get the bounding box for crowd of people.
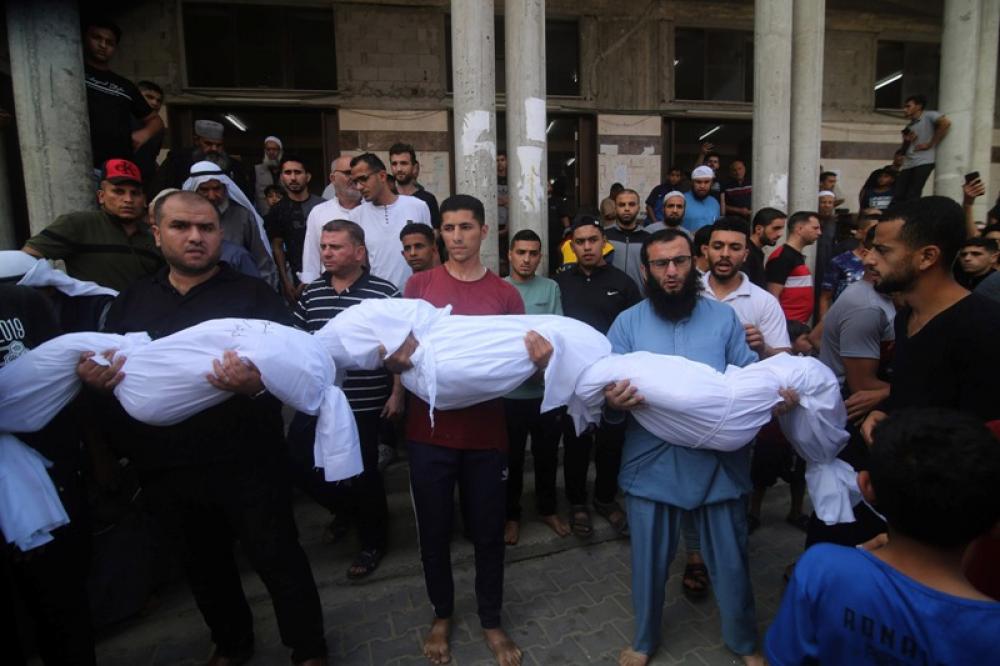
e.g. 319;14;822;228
2;14;1000;666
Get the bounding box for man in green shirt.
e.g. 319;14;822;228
23;159;161;291
502;229;569;544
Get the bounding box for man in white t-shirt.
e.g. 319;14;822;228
300;155;361;283
348;153;431;291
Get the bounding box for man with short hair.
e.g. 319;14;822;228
720;160;752;221
644;191;686;235
766;211;822;323
254;136;283;214
555;217;641;539
81;17;163;170
389;194;527;666
293;219;402;581
264;156;325;304
693;142;723;199
895;94;951;202
79;191;327;666
608;228;774;666
156;119;251;196
645;167;689;223
184;161;278;289
862;168;896;211
606;189;651;293
22;159;161;291
348;153;431;291
399;222;439;273
819;172;845;207
861;196;1000;444
955;238;998;291
389;143;441;229
133;80;166;193
303;155;362;283
745;208;786;288
683;166;721;233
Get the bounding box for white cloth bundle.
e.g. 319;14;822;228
0;434;69;551
571;352;859;525
314;299;613;417
0;320;361;482
16;255;119;298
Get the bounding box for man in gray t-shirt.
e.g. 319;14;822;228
896;94;951;203
819;278;895;422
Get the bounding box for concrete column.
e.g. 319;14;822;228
933;0;981;202
7;0;93;236
971;0;999;222
788;0;825;216
751;0;793;214
451;0;499;272
505;0;549;273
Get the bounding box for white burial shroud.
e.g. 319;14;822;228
571;352;859;525
0;433;70;552
313;298;614;418
0;320;361;482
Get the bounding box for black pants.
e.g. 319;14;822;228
503;397;561;520
407;440;506;628
894;163;934;202
140;455;325;663
2;468;95;666
562;415;624;506
287;410;388;552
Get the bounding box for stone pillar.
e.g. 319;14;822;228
788;0;825;216
7;0;93;236
751;0;793;214
451;0;499;271
971;0;999;222
505;0;549;273
933;0;981;202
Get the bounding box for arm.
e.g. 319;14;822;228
720;192;728;216
843;357;890;422
300;213;322;283
817;289;832;321
21;245;43;258
916;115;950;151
767;282;784;300
963;178;986;239
131;112;164;151
380;374;405;420
271;236;297;305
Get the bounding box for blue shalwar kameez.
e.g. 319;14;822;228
606;298;759;657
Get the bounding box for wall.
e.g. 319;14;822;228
596;115;661;209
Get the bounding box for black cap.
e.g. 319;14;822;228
569;214;604;233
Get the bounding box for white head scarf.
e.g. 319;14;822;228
182;161;273;258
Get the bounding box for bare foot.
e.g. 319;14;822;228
483;627;522;666
741;654;765;666
422;618;451;664
504;520;520;545
541;513;571;537
618;647;650;666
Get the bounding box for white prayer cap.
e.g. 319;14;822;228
664;190;685;201
194;120;224;141
818;190;836;198
264;135;283;149
692;165;714;180
0;250;40;281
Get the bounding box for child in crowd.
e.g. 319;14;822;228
765;408;1000;664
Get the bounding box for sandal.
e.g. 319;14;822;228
682;562;710;600
346;548;383;581
568;505;593;538
593;499;630;537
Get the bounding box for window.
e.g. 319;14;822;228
445;17;581;96
674;28;754;102
183;3;336;90
874;41;939;109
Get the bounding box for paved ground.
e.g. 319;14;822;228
88;452;808;666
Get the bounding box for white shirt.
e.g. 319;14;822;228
348;195;431;291
701;271;791;351
300;197;359;283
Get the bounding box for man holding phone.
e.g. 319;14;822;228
895;94;950;203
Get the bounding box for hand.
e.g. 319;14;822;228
382;333;419;373
860;409;888;446
283;283;299;306
744;324;765;354
772;388;800;417
914;142;931;151
963;178;986;204
524;331;553;370
844;388;889;423
604;379;644;411
857;533;888;552
77;350;125;392
380;387;405;420
207;350;264;395
700;141;714;154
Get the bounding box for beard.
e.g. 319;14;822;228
645;268;703;322
262;155;281;168
194;149;231;170
873;264;917;294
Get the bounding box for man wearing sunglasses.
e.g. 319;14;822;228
301;155;362;283
607;228;793;666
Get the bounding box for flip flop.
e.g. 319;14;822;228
569;505;593;538
347;548;384;581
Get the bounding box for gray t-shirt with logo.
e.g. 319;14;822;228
903;110;943;170
818;279;895;388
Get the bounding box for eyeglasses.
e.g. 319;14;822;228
351;172;376;187
648;256;692;269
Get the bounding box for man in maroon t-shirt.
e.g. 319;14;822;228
387;194;548;666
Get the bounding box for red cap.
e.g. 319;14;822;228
100;159;143;185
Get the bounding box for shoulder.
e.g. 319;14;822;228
794;543;867;586
403;265;436;297
362;273;401;297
